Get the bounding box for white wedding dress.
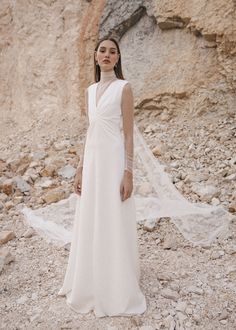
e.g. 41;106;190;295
57;79;146;317
21;79;234;316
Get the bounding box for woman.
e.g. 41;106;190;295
58;37;147;318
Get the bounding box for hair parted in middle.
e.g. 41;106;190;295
94;36;125;82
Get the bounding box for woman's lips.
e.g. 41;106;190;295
103;60;110;63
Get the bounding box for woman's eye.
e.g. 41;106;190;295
99;49;116;54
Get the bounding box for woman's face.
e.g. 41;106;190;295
95;40;119;72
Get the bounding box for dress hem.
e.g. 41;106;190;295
58;288;147;318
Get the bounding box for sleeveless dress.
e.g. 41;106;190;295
57;79;147;317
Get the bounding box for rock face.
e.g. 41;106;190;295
0;0;235;149
99;0;236;118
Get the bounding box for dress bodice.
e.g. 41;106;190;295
87;79;129;125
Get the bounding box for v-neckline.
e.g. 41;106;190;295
95;79;119;109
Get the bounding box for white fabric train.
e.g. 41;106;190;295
21;109;234;247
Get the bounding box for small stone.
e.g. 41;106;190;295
0;193;8;202
130;315;142;327
42;188;65;204
0;248;15;273
229;157;236;166
13;196;24;204
35;178;54;189
170;161;180;169
2;179;14;195
163;236;178;250
5;201;14;210
160;112;170;122
152;145;165;157
175;300;187;313
144;125;155;133
8;154;31;172
40;164;57;177
219;319;228;325
191;183;220;202
13;176;31;192
31;151;47;160
160;288;179;301
29;161;39;168
228;202;236;213
30;313;41;322
185;321;193;327
156;238;161;245
218;309;228;321
164;314;176;330
185;307;193;315
157;272;174;281
184;285;204;295
211;250;225;259
161;310;169;317
211;197;220;205
0;231;16;245
58;164;76;179
185;172;209;183
0;159;7;172
158;17;185;30
44;156;66;169
224;173;236;182
226;265;236;275
16;162;29;175
176;311;187;322
143;218;157;232
68;147;77;154
63;242;71;251
152;313;162;320
225;244;236;255
23;168;38;182
169;283;179;291
54;141;70;151
189;300;197;305
175;181;184;190
22;227;35;238
192;313;201;323
31;292;38;300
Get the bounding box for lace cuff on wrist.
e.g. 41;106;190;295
124;151;133;174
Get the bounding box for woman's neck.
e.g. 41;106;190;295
100;69;117;83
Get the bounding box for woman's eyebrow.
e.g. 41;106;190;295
99;46;117;51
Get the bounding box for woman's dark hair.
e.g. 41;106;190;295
94;37;125;82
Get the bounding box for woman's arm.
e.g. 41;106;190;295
77;88;89;173
121;82;134;175
74;88;89;195
120;82;134;201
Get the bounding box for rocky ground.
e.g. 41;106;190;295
0;105;236;330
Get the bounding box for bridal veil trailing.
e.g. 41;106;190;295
21;121;234;247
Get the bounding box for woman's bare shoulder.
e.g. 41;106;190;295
121;80;132;92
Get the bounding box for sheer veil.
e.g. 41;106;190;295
21;121;234;247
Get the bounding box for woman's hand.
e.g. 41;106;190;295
74;168;83;195
120;170;133;201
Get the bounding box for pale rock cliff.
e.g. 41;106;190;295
0;0;235;147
